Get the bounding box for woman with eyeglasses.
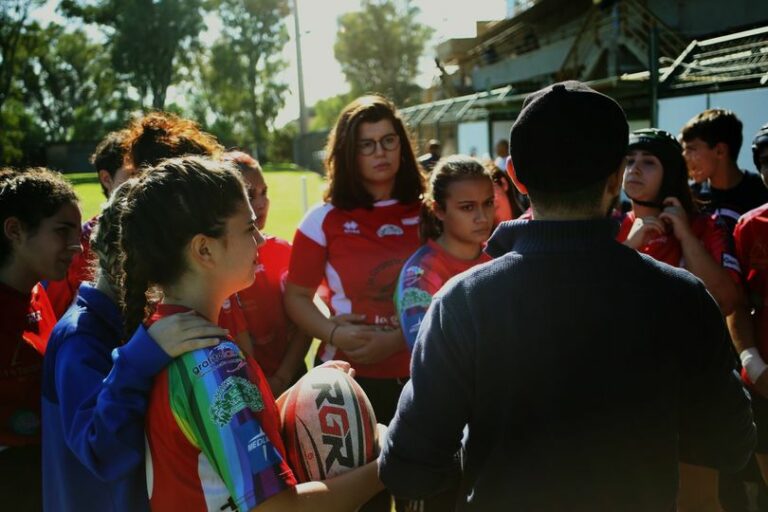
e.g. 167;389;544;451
284;95;426;433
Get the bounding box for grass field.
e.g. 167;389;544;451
65;165;327;241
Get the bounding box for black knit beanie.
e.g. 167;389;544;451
510;81;628;193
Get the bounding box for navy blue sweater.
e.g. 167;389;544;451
380;219;755;511
42;284;170;512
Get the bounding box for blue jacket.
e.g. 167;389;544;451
42;284;171;512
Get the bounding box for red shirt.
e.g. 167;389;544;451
219;236;293;377
45;215;98;318
146;304;295;511
617;211;741;282
287;200;421;378
734;203;768;383
0;282;56;446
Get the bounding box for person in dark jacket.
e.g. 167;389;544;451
379;80;756;512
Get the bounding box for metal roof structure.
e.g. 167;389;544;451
660;25;768;93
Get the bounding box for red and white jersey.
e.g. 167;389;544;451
0;281;55;446
288;200;421;378
219;236;293;377
617;211;741;282
734;203;768;383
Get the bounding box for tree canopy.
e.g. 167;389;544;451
334;0;434;107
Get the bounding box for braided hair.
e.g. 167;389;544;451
117;156;247;337
89;179;137;296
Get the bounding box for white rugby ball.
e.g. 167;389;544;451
279;367;378;482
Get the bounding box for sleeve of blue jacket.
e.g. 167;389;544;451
55;325;171;482
380;292;467;499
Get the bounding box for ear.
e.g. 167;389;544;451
432;201;446;222
506;158;528;195
187;233;219;270
98;170;113;193
606;166;624;196
714;142;729;160
3;217;25;245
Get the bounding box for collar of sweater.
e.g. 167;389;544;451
486;218;619;257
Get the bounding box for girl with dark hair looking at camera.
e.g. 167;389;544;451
118;156;382;511
0;167;82;510
41;180;226;512
284;95;426;427
618;128;740;314
395;156;494;351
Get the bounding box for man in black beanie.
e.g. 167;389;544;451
379;81;755;511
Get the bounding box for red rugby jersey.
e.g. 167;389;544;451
219;236;293;377
617;211;741;282
287;200;421;379
734;203;768;383
0;281;56;446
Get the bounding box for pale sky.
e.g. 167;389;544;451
31;0;509;127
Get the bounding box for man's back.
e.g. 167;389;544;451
381;219;755;511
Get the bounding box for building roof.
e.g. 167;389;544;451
660;24;768;93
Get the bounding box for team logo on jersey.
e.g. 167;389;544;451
222;298;232;310
401;216;419;226
377;224;404;237
400;287;433;311
343;221;360;234
192;343;246;378
210;376;264;427
402;265;424;286
25;310;42;326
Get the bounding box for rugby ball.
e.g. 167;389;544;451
279;367;378;482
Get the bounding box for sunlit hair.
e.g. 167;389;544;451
323;95;425;209
89;179;137;296
91;130;128;197
681;108;743;163
118;156;246;336
419;156;493;241
0;167;78;267
123;111;224;170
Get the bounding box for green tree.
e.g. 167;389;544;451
195;0;290;153
20;24;135;142
334;0;434;106
61;0;207;109
0;0;43;124
309;93;352;131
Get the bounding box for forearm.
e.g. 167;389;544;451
726;301;758;353
284;285;335;342
253;460;383;512
681;235;739;314
273;325;312;383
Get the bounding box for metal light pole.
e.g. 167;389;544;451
292;0;308;138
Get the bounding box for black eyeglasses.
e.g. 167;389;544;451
357;134;400;156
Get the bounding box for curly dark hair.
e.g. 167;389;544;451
123;111;224;171
0;167;79;267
